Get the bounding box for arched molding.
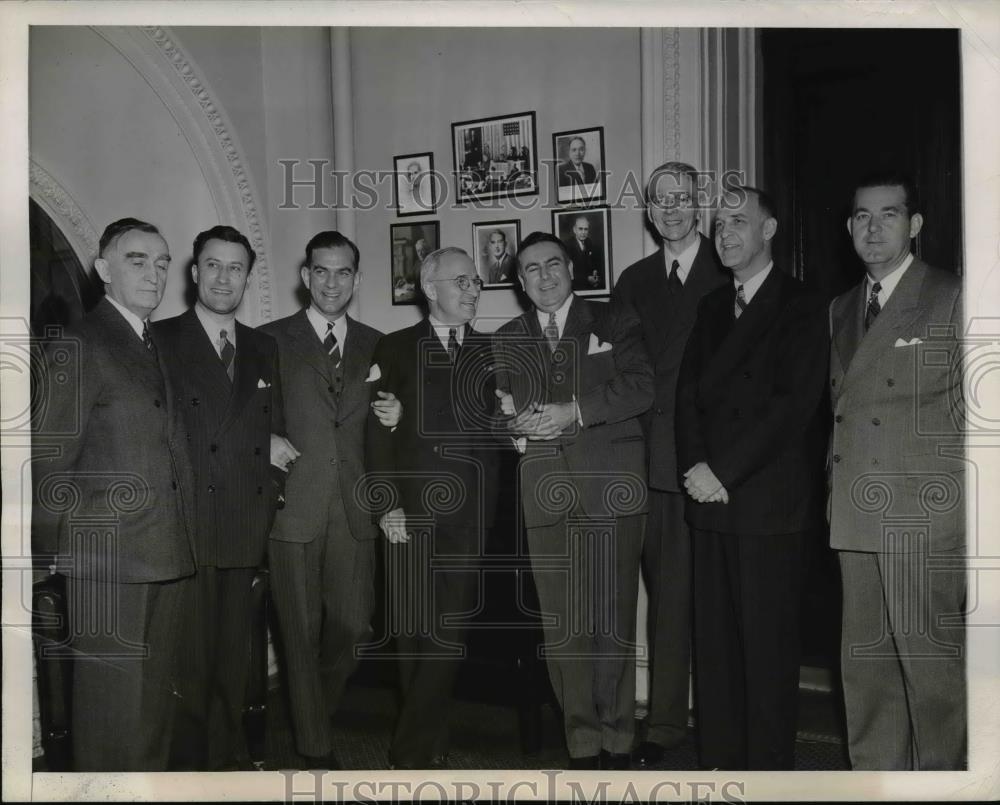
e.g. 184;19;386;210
93;25;274;323
28;160;100;269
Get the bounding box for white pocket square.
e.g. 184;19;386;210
894;337;923;347
587;333;612;355
365;363;382;382
257;378;271;389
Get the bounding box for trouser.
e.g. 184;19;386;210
527;514;644;758
692;528;804;770
838;547;966;770
66;575;189;771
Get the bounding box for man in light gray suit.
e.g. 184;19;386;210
829;173;965;770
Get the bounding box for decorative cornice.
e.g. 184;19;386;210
28;160;100;264
137;26;274;322
662;27;681;163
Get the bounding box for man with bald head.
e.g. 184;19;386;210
32;217;196;770
612;162;728;767
676;187;828;769
366;247;499;769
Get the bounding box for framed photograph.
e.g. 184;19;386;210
390;221;439;306
451;111;538;203
552;126;606;205
471;220;521;288
551;206;612;297
393;152;437;216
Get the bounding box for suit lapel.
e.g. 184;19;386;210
838;259;927;398
96;299;164;397
177;308;233;407
217;321;263;436
334;316;375;419
287;308;333;384
832;283;864;385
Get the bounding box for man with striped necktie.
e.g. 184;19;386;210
259;231;400;769
155;225;288;769
676;186;829;769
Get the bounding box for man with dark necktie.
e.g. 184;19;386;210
32;217;196;770
366;247;499;769
612;162;728;767
260;231;400;767
155;225;290;769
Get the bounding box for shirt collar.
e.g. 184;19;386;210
734;261;774;305
663;237;701;284
535;292;575;338
428;315;467;349
306;305;347;347
867;253;913;305
104;295;147;340
194;302;237;353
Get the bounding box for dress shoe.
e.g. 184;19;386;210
631;740;667;768
567;754;601;770
599;750;631;770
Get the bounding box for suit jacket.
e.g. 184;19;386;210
565;237;603;290
32;297;196;582
154;309;283;568
485;253;517;285
366;319;500;531
558;161;598;187
676;268;829;535
260;310;382;544
828;258;963;552
493;296;654;529
612;234;729;491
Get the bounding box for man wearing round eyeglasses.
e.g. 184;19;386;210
612;161;728;768
366;247;499;769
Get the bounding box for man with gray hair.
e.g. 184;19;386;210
366;247;499;769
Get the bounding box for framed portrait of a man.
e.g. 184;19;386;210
552;126;606;205
393;152;437;216
451;111;538;203
471;220;520;288
390;221;439;305
551;206;611;297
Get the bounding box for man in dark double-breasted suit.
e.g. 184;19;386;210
493;231;653;770
260;231;400;767
829;175;965;770
32;218;196;771
612;161;729;766
155;225;285;770
366;247;499;770
676;188;829;770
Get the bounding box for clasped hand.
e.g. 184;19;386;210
683;461;729;504
496;389;575;440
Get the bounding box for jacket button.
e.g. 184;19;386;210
154;399;161;408
254;447;261;455
743;371;751;379
872;417;881;426
871;458;879;466
831;378;837;387
432;446;439;453
171;480;178;490
263;405;269;413
207;484;216;493
191;397;200;406
210;444;218;452
329;458;337;465
329;385;335;393
887;378;895;387
834;415;843;423
334;421;341;428
656;407;664;415
833;454;841;463
257;486;263;494
554;373;564;383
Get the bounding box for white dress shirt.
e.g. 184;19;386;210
734;261;774;305
306;305;347;350
104;295;147;341
194;302;237;357
535;292;575;339
664;237;701;285
866;253;914;309
428;315;466;350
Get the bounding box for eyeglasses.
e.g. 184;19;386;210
649;193;694;209
429;276;484;291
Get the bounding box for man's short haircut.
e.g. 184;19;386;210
573;216;589;228
98;217;161;257
853;171;920;217
304;230;360;271
489;229;507;244
192;225;256;271
644;161;700;205
568;136;586;150
419;246;469;287
734;185;778;221
516;231;570;266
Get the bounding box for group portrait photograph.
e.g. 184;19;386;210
1;1;998;802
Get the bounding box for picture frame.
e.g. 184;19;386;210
390;221;439;306
393;152;437;217
552;126;606;205
551;206;612;297
471;219;521;288
451;111;538;204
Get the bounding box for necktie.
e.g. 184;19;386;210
447;327;459;363
142;320;156;355
735;285;747;319
323;322;341;366
667;259;683;292
544;311;559;352
219;329;235;382
864;282;882;332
